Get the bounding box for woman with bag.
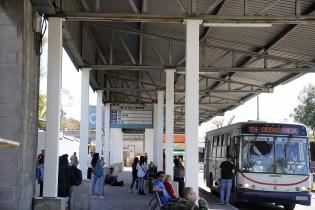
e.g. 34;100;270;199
136;156;147;195
91;153;104;198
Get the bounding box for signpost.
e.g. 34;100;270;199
110;104;153;129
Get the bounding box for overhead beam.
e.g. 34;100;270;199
255;0;281;15
87;64;315;73
59;12;315;24
175;0;187;14
203;0;225;14
98;87;272;94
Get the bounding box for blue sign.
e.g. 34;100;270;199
89;106;96;129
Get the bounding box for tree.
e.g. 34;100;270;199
60;117;80;130
291;84;315;134
212;115;235;128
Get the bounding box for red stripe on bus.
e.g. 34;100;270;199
240;173;309;186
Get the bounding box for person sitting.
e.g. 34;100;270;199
153;171;178;206
174;187;208;210
164;174;178;199
105;167;124;186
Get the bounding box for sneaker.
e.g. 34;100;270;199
98;196;104;199
129;189;133;193
217;202;225;205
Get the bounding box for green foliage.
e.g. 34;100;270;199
291;84;315;132
38;94;46;119
61;117;80;130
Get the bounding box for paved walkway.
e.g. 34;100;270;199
89;168;237;210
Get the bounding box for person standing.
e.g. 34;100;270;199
87;151;94;179
137;156;147;195
174;158;185;197
58;154;74;197
36;154;44;197
218;154;235;205
91;153;104;198
129;157;139;193
70;152;79;167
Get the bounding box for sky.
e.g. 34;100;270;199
40;43;315;138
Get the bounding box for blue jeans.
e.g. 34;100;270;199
138;177;145;191
91;174;104;196
220;179;233;204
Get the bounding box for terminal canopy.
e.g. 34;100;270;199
40;0;315;132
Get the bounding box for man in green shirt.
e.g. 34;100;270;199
174;187;209;210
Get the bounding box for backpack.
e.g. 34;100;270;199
71;165;82;186
95;163;103;177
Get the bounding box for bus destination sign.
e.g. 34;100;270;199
241;124;307;136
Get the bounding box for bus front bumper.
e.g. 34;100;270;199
237;189;311;206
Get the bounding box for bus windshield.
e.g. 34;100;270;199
240;136;309;175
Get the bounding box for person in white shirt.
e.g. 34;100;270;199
87;151;94;179
136;155;147;195
70;152;79;167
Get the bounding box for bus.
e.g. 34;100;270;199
204;121;312;210
310;141;315;191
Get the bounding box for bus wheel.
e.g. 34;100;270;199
283;203;295;210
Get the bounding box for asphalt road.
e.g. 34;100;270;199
235;192;315;210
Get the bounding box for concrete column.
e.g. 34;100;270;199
184;19;202;197
165;69;175;176
144;128;154;162
43;17;63;197
95;90;103;154
156;91;164;171
104;103;111;166
79;68;90;179
110;128;123;164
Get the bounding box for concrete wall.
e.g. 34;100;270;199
0;1;40;209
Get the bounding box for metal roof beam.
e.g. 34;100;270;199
203;0;225;14
87;64;315;73
59;12;315;24
175;0;187;14
98;87;272;94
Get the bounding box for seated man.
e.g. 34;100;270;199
174;187;208;210
105;167;123;186
153;171;178;206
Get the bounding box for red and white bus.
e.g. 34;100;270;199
204;121;312;210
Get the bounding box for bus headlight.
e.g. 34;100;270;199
244;183;250;188
301;187;306;191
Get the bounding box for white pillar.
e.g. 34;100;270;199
43;17;63;197
165;69;175;176
153;104;158;166
95;90;103;154
144;128;154;162
79;68;90;179
104;103;110;166
184;19;202;197
156;91;164;171
110;128;123;164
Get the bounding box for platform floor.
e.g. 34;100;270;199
91;168;237;210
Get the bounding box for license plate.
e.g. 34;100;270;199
296;196;308;201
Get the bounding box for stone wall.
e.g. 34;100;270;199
0;0;40;209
